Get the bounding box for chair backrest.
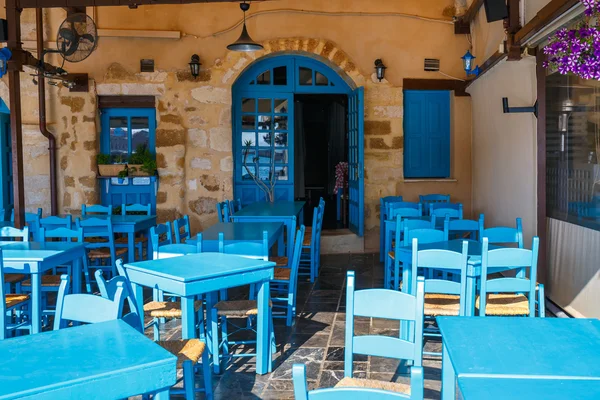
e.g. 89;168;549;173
411;238;469;315
38;215;72;231
480;237;539;317
53;273;126;330
228;199;242;214
430;203;463;219
480;217;523;248
309;205;324;245
115;259;144;322
420;194;450;216
82;204;113;216
38;226;84;243
402;227;447;246
7;208;43;224
388;206;423;220
150;222;173;258
219;230;269;260
446;214;484;240
121;203;151;215
216;201;230;223
96;269;143;332
392;216;434;252
173;215;191;244
77;217;114;242
386;202;421;218
0;226;29;242
292;364;409;400
345;271;424;399
287;226;306;298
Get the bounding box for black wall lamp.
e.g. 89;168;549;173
502;97;538;119
374;59;387;82
189;54;201;79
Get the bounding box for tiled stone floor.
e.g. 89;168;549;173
156;253;443;399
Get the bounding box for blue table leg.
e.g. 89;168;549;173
256;279;270;375
131;282;145;330
73;257;82;295
31;272;41;334
181;296;196;340
441;342;456;400
128;232;135;263
466;265;476;316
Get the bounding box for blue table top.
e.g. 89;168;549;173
0;241;85;261
232;201;305;218
125;252;275;283
458;377;600;400
188;222;284;244
438;317;600;379
0;320;175;399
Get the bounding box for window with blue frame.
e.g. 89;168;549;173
100;108;156;157
403;90;451;179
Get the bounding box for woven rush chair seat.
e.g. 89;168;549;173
302;235;312;246
88;247;127;259
476;293;530;316
270;256;288;267
424;293;460;316
22;275;63;287
84;237;108;243
4;273;26;284
274;267;291;280
144;300;203;318
388;251;395;260
5;293;30;308
157;339;206;368
335;377;411;394
115;236;148;244
214;299;272;318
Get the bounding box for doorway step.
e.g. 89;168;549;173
320;229;364;254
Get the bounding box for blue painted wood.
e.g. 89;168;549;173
99;176;158;215
272;226;305;326
219;230;269;260
479;237;540;317
379;196;404;261
77;217;122;277
216;201;230;223
480;217;524;248
0;319;176;399
347;86;364;236
150;222;173;259
228;199;242;214
402;227;448;246
122;203;151;215
0;225;29;241
100;107;156;156
404;90;451;178
300;200;325;282
123;253;275;375
430;203;463;221
37;215;72;234
0;241;87;334
231;200;304;260
0;248;31;339
458;377;600;400
446;214;483;240
344;271;424;399
419;194;450;216
173;215;191;244
82;204;113;216
188;222;284;253
293;364;411;400
0;113;12;217
438;317;600;400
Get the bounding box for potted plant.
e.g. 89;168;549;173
97;153;126;177
243;139;277;202
128;144;157;176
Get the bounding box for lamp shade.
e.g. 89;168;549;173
227;23;263;52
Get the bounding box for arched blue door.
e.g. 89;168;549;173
232;55;365;236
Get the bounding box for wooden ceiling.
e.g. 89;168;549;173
18;0;272;9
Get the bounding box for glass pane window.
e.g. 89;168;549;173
242;131;256;146
274;149;288;163
273;66;287;85
316;71;328;86
299;67;313;85
274;99;288;114
109;116;129;158
258;99;272;113
274;115;288;130
257;70;271;85
274;132;288;147
242;98;256;113
242;115;256;130
102;108;156;159
131;117;150;151
258;132;272;147
258;115;272;131
275;166;288;180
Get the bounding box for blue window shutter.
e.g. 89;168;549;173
403;90;450;178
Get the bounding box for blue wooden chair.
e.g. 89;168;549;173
0;248;31;339
173;215;191;244
478;237;544;317
149;222;174;260
334;271;424;398
419;194;450;216
402;227;448;246
78;217;126;278
446;214;484;240
271;226;305;326
410;239;469;356
81;204;113;216
216;201;230;223
293;364;410;400
380;196;404;262
0;226;30;293
228;198;242;214
36;215;72;236
115;203;151;261
430;203;463;221
480;218;524;248
97;268;213;400
387;202;422;219
301;200;325;282
385;216;435;290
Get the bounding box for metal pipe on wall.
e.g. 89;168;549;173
36;8;58;216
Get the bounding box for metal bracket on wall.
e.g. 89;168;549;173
502;97;538;118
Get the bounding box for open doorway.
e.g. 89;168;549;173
295;94;348;229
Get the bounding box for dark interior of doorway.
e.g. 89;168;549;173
294;94;348;229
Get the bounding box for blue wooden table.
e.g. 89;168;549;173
396;239;502;315
230;201;305;259
0;320;176;399
187;222;284;253
124;252;275;375
0;241;87;334
458;377;600;400
69;214;157;262
438;317;600;400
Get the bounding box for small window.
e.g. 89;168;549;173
273;66;287;85
101;108;156;158
257;70;271;85
299;67;313;85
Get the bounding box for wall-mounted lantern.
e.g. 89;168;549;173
374;59;387;82
461;50;480;77
0;48;12;79
189;54;201;79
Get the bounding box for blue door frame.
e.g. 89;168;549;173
232;55;365;236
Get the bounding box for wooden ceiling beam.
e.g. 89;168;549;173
19;0;272;8
454;0;484;34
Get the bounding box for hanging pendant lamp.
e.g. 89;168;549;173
227;2;264;52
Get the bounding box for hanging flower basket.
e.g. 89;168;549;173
543;0;600;80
